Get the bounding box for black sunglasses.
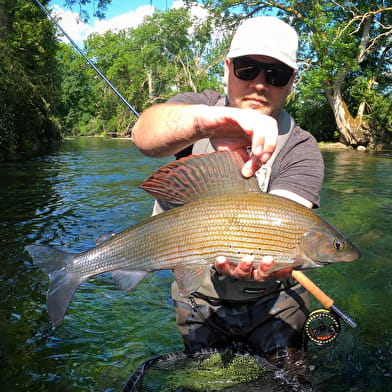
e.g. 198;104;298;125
232;57;294;87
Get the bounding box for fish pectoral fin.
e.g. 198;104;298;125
173;265;210;296
111;270;148;291
267;259;305;273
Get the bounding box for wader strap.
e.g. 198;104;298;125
186;296;238;338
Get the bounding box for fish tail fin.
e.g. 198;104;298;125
25;245;85;327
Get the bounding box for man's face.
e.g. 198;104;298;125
224;55;296;119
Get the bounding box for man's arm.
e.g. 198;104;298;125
132;102;279;177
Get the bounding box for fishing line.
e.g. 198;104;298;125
35;0;140;118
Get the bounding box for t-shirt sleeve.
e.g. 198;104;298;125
269;127;324;208
167;90;223;106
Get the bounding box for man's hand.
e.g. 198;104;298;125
214;255;292;282
132;103;278;179
196;106;278;178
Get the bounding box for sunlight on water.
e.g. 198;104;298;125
0;139;391;391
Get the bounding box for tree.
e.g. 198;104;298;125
62;0;112;21
56;43;100;135
0;0;62;161
197;0;391;148
59;6;226;136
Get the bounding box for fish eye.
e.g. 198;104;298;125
333;239;345;250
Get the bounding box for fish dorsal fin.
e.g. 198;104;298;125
140;151;260;204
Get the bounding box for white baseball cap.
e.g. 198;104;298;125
227;16;298;70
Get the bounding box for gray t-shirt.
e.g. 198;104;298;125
168;90;324;207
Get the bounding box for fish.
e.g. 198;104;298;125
25;151;360;326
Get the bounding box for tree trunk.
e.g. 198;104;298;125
323;79;371;147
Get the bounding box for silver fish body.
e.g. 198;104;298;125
26;151;360;326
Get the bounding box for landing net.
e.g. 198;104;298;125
122;345;314;392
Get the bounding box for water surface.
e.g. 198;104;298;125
0;138;391;391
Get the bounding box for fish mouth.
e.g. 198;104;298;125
340;246;361;262
313;261;330;267
352;246;361;260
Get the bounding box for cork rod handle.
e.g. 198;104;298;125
292;270;357;328
292;270;334;308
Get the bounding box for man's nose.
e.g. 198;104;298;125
249;70;269;90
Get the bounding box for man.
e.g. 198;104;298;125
132;16;324;365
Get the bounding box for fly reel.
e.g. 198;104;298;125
304;308;341;345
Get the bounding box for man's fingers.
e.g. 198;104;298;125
215;256;232;276
215;255;255;279
241;155;261;178
252;255;274;280
259;255;274;271
235;255;254;279
214;254;290;282
249;113;278;161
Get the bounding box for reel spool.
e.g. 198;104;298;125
304;308;341;345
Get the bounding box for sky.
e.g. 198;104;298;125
48;0;206;45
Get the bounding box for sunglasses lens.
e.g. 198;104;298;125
264;68;293;86
233;62;260;81
233;57;293;86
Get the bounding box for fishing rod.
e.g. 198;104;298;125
35;0;140;118
293;270;357;345
35;0;357;341
292;270;357;328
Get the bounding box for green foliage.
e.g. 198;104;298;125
56;43;100;136
0;0;61;161
367;90;392;145
286;91;338;142
58;6;226;137
3;0;389;157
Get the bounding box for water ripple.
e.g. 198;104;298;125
1;139;391;391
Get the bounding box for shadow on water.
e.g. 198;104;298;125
0;139;391;391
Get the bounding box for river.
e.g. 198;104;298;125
0;137;391;391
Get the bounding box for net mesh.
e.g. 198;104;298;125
122;346;314;392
